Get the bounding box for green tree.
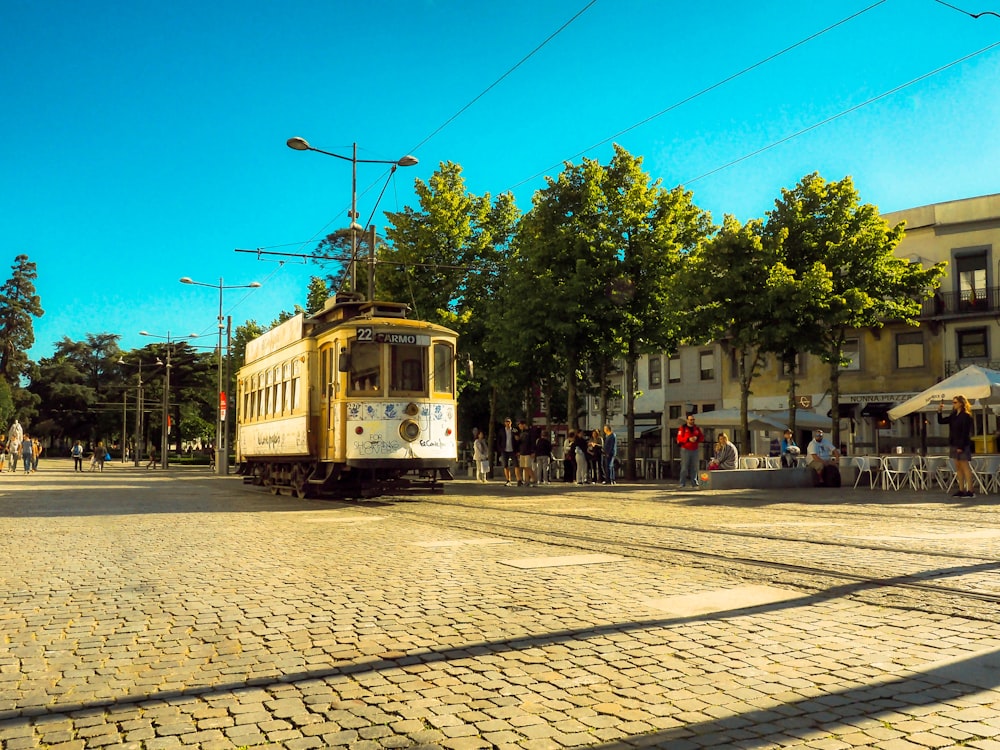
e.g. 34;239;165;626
508;155;614;431
232;321;266;371
305;276;330;315
602;147;712;469
29;334;123;446
764;173;944;446
0;254;44;387
383;162;492;325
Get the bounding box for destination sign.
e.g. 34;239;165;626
356;327;430;346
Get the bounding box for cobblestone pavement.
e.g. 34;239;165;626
2;461;1000;749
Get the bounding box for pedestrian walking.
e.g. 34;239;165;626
91;442;106;472
677;414;705;487
71;441;84;472
574;430;589;484
472;430;489;483
20;434;33;474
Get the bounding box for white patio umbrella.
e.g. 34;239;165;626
693;408;788;432
887;365;1000;421
767;410;835;431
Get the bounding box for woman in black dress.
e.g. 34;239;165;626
938;394;975;497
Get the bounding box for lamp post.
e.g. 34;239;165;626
286;136;418;299
140;331;197;469
179;277;261;476
118;356;161;466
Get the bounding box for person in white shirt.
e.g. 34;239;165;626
806;429;840;477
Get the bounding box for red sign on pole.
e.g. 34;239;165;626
220;392;227;422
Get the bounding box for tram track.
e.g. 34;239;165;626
373;493;1000;621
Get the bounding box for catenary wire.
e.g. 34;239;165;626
505;0;889;192
931;0;1000;19
406;0;600;156
683;39;1000;185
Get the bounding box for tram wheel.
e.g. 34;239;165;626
290;464;309;498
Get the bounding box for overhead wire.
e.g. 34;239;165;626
406;0;600;156
683;39;1000;185
505;0;889;192
931;0;1000;19
251;1;600;284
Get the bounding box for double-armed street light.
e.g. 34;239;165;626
179;277;261;476
286;136;418;299
139;331;198;469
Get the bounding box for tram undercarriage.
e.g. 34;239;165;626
239;459;453;499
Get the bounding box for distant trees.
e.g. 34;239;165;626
9;164;946;459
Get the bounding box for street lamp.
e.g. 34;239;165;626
179;276;261;476
286;136;418;299
139;331;198;469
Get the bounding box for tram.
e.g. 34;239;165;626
235;292;458;498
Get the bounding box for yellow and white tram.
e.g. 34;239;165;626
236;293;458;497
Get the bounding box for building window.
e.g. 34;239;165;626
668;356;681;383
958;328;988;360
840;338;860;371
781;353;806;378
648;356;662;389
896;332;924;369
956;250;988;310
668;405;682;420
699;351;714;381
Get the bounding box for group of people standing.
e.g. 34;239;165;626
472;419;619;487
0;420;41;474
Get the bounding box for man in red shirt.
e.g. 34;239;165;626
677;414;705;488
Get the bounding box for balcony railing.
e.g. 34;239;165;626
922;288;999;318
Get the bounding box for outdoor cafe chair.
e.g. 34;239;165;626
851;455;880;488
923;454;955;492
739;456;761;470
971;454;1000;494
881;455;920;491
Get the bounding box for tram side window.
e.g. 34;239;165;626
433;342;454;394
281;363;290;413
389;344;427;395
264;369;272;416
348;341;381;395
291;359;301;410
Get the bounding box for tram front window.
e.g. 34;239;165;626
348;341;380;394
389;344;427;396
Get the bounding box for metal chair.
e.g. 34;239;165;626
881;455;917;490
739;456;761;469
971;454;1000;494
923;455;955;492
852;455;880;488
764;456;782;469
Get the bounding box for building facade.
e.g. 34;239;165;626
604;193;1000;465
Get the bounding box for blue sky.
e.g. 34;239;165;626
3;0;999;361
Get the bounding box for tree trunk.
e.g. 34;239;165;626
625;350;636;481
566;358;578;431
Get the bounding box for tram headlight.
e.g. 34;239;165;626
399;420;420;442
404;402;419;416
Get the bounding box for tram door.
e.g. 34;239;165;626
319;343;338;461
